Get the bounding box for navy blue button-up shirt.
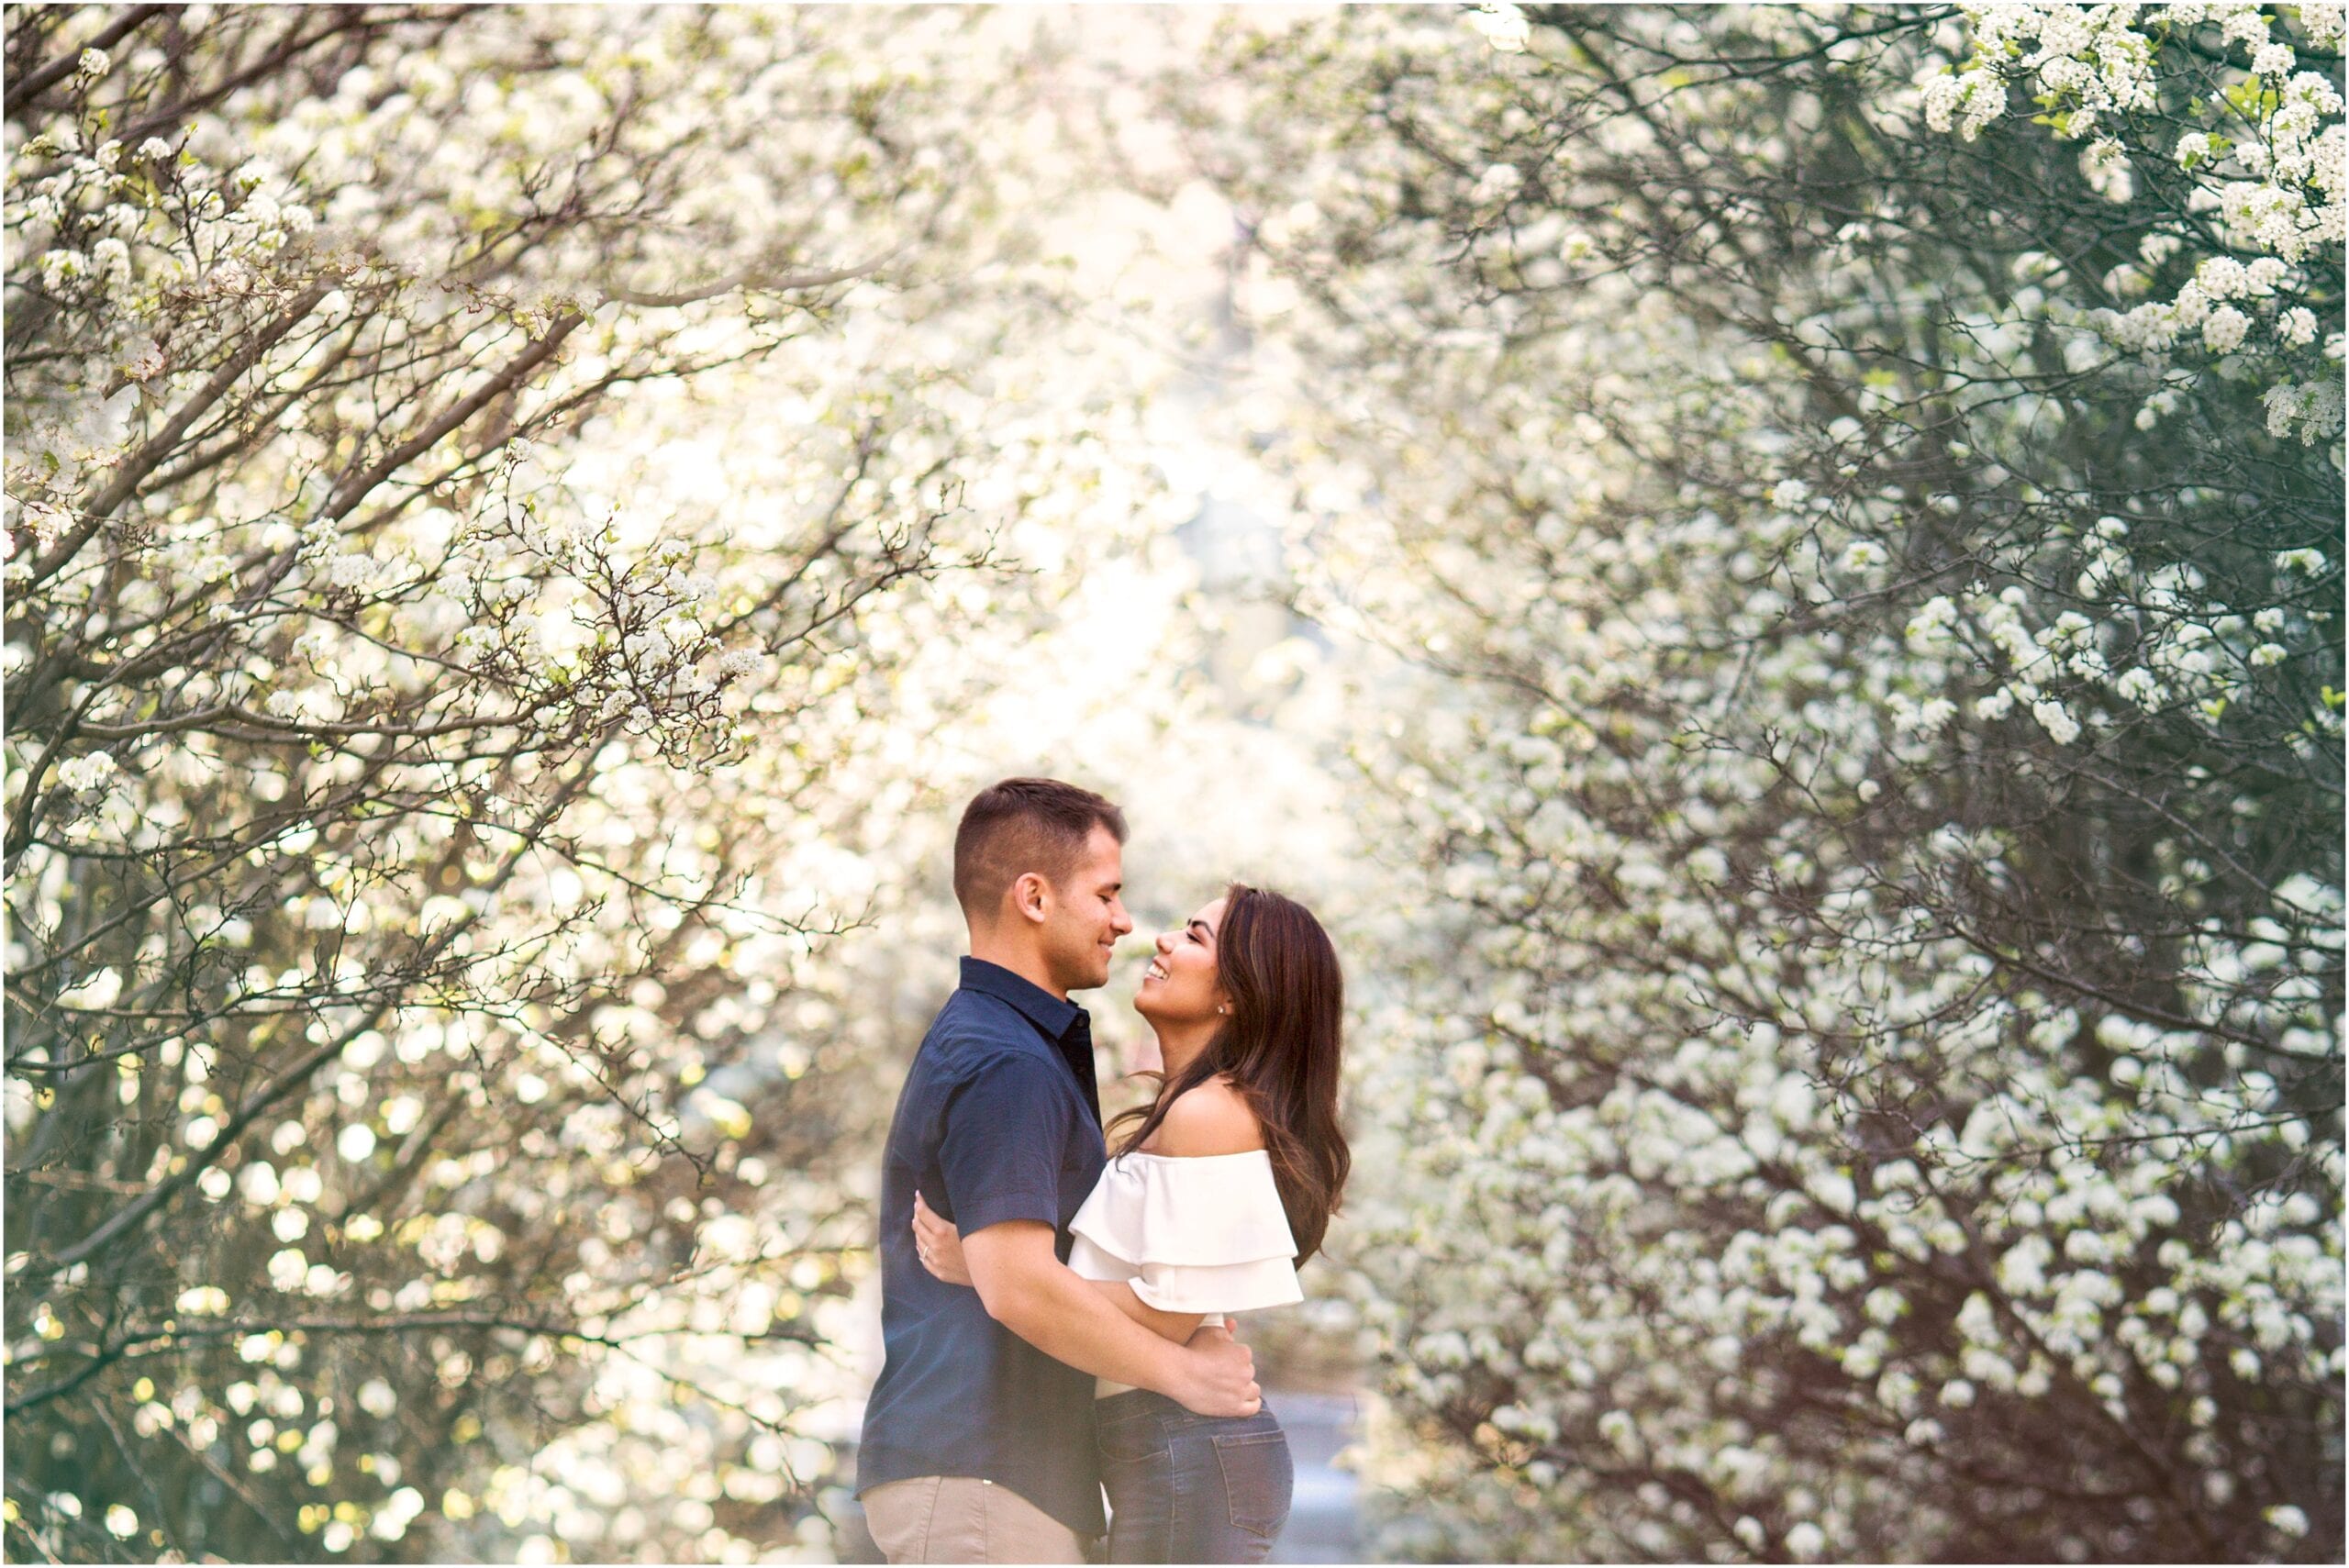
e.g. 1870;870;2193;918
856;958;1109;1536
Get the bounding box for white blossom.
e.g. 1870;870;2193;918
2031;696;2082;744
56;751;120;792
1466;5;1532;54
2202;305;2250;352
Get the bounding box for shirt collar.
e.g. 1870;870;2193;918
959;956;1085;1040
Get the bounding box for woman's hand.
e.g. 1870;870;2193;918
911;1191;973;1286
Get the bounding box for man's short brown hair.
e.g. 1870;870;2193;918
953;778;1128;922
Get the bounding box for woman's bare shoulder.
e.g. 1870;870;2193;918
1146;1076;1265;1157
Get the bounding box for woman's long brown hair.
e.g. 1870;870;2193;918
1108;884;1351;1263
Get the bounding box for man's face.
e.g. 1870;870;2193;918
1039;826;1132;994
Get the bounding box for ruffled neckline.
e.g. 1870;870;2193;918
1070;1143;1297;1268
1108;1147;1271;1162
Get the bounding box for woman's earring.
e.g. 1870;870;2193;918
1218;1004;1230;1015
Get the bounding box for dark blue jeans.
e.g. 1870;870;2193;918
1095;1389;1294;1563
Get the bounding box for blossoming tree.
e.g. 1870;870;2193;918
4;6;1144;1560
1180;2;2342;1559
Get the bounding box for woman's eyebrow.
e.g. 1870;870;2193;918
1187;918;1216;940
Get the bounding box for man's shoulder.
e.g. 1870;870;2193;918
917;994;1058;1078
924;987;1035;1050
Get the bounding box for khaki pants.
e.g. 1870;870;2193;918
862;1475;1090;1564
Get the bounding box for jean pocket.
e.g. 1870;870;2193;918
1097;1414;1168;1468
1211;1430;1293;1540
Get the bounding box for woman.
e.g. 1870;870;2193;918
911;884;1350;1564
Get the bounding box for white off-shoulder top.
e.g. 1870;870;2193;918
1068;1148;1303;1397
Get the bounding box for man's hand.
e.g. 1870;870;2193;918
1169;1321;1260;1418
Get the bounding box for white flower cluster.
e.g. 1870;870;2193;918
6;102;327;517
1920;63;2009;142
2262;375;2347;444
56;750;120;792
1465;4;1532;54
1938;3;2158;142
450;507;774;773
1929;4;2344;440
1906;574;2226;744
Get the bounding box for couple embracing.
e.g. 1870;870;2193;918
855;779;1351;1564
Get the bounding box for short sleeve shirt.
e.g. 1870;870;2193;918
855;959;1109;1536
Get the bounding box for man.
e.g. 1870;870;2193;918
855;778;1262;1563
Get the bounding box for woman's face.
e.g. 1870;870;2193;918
1133;895;1229;1025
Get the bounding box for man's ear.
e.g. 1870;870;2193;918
1010;871;1052;926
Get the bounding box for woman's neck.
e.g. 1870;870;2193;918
1151;1019;1217;1083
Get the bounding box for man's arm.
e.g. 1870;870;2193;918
963;1220;1256;1415
1087;1278;1206;1343
915;1191;1207;1343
